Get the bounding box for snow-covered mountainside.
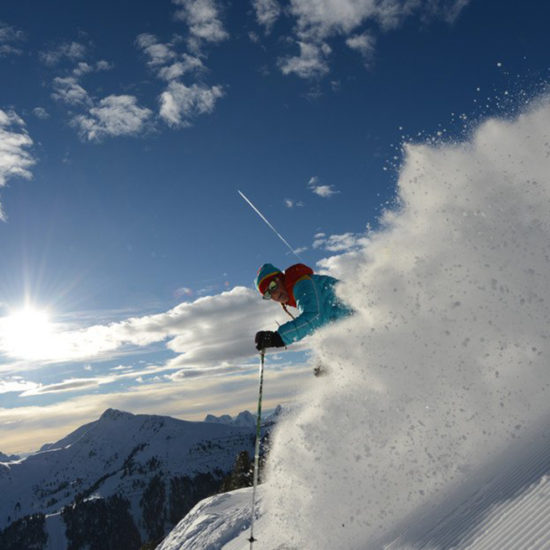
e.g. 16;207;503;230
157;487;262;550
0;452;20;462
157;420;550;549
0;408;266;549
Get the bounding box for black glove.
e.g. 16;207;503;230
255;331;285;351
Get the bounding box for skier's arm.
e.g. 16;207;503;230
277;277;324;345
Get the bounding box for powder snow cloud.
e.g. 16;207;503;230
263;94;550;548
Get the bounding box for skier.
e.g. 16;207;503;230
254;263;353;355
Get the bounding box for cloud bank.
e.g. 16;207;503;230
0;287;290;369
263;95;550;547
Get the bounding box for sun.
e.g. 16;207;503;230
0;305;55;359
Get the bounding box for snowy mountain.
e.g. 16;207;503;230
205;411;256;429
0;408;267;549
0;452;20;462
157;420;550;549
205;405;282;429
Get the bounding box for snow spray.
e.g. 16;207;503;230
262;95;550;548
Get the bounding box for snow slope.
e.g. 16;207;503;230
158;407;550;550
386;419;550;549
157;487;262;550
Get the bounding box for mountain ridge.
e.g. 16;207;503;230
0;406;276;549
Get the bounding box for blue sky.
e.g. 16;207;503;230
0;0;549;452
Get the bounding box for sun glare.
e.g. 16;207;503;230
0;306;55;359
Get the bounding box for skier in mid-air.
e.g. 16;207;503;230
254;263;353;357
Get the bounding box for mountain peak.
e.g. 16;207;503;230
99;408;134;422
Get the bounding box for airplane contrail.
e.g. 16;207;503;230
238;189;302;260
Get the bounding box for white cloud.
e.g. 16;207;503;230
96;60;113;71
21;377;115;396
172;0;228;49
159;81;224;127
284;198;304;208
32;107;50;120
40;41;87;66
136;33;178;67
307;175;339;197
428;0;472;23
49;55;144;142
49;51;145;142
72;60;113;77
136;22;224;127
312;184;337;197
0;110;35;220
0;21;24;56
52;76;91;106
0;287;290;370
279;41;331;79
252;0;282;32
346;31;376;62
136;33;205;81
277;0;470;78
72;95;153;142
72;61;94;77
0;378;39;394
313;231;368;252
158;56;205;80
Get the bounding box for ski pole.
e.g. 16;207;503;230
248;348;265;548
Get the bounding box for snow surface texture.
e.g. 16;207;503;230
260;95;550;549
157;487;261;550
159;426;550;549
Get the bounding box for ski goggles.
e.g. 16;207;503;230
262;279;279;300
